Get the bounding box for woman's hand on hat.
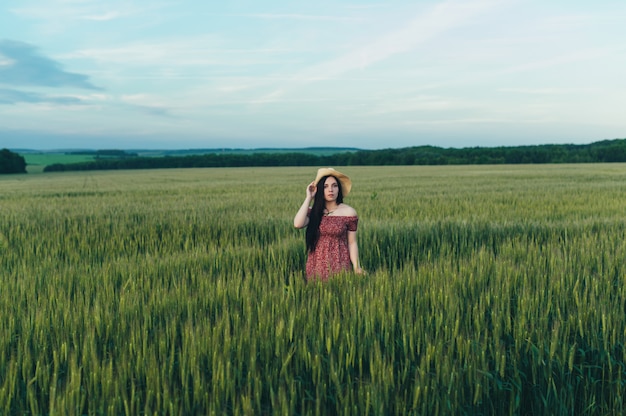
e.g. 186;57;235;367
306;181;317;199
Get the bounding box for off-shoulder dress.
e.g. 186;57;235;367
306;214;358;280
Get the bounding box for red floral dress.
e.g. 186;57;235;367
306;215;358;281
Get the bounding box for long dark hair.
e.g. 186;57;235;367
305;175;344;252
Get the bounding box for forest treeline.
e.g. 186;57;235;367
66;150;139;158
0;148;27;174
43;139;626;172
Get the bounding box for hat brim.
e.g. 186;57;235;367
314;167;352;196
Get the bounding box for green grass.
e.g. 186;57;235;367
1;165;625;415
20;148;357;173
22;153;96;173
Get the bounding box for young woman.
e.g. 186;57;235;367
294;168;364;281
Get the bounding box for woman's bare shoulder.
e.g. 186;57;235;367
338;203;357;216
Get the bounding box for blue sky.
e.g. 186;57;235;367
1;0;625;150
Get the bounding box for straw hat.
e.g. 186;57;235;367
314;167;352;196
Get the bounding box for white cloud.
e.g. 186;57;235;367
0;55;15;66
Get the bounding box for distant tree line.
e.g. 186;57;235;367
0;149;27;174
43;139;626;172
66;150;139;158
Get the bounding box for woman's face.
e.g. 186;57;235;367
323;176;340;203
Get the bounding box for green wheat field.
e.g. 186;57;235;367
1;164;625;415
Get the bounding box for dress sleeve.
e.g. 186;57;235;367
347;216;358;232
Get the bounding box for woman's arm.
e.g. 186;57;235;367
293;197;312;228
293;181;316;229
348;230;364;274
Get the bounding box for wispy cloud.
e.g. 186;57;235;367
0;39;100;89
9;0;171;35
64;36;287;68
498;87;598;95
401;117;550;125
83;11;123;21
536;10;626;31
343;4;387;10
367;95;465;115
0;87;84;104
257;0;508;102
241;13;362;22
120;94;175;117
12;1;143;22
499;46;620;75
